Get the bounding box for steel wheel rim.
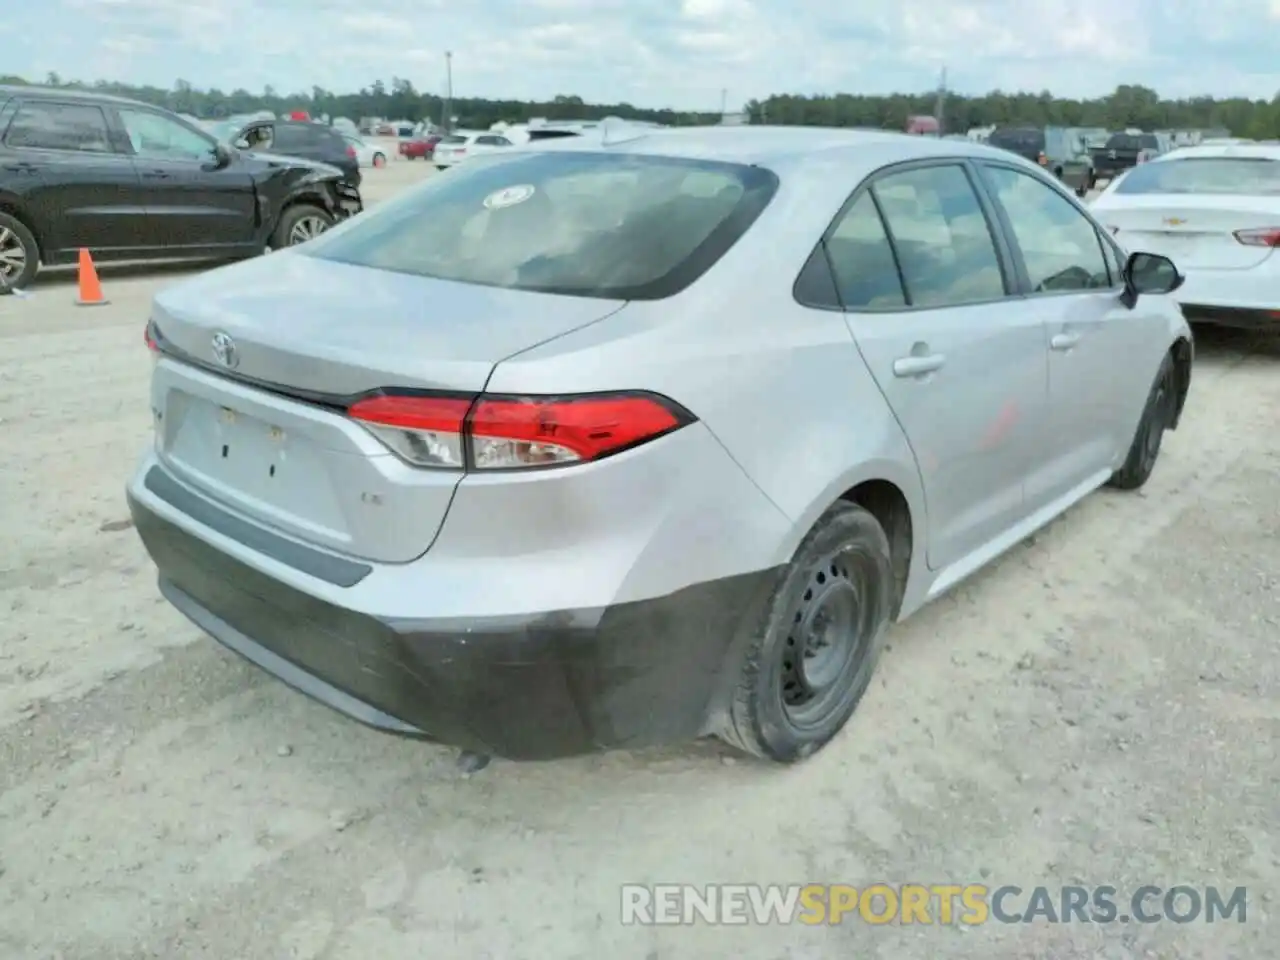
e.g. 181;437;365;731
780;549;875;730
0;227;27;281
288;216;329;245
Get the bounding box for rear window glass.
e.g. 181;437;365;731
439;135;468;145
305;151;779;300
1105;134;1157;151
988;128;1044;151
1115;157;1280;195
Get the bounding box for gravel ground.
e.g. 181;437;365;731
0;161;1276;960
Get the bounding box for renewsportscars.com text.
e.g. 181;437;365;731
620;883;1248;926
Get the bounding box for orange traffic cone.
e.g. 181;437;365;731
75;248;109;306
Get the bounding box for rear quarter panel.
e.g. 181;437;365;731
485;147;930;589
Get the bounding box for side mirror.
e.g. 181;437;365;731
211;142;232;169
1120;251;1183;308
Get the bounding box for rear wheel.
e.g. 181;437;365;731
0;212;39;290
719;502;893;763
271;204;335;249
1109;352;1177;491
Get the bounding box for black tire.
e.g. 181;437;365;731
270;204;334;249
719;502;894;763
0;211;40;290
1109;352;1177;491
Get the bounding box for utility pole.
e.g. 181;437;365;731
934;65;947;136
441;51;453;131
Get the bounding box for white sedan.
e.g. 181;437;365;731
1091;142;1280;328
433;132;514;170
342;135;389;169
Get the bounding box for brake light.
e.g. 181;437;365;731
346;391;694;470
1233;227;1280;247
145;319;159;352
346;145;357;159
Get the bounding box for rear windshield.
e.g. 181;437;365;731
1105;134;1157;151
439;135;468;145
304;151;779;300
988;128;1044;151
1115;157;1280;195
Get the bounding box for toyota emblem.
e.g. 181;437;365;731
211;331;239;369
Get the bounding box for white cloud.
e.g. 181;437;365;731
12;0;1280;108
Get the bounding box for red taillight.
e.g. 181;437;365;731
1233;227;1280;247
145;320;159;352
346;145;357;159
346;391;693;470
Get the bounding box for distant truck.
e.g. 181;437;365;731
1090;130;1166;182
905;115;940;136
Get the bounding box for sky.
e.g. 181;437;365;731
7;0;1280;110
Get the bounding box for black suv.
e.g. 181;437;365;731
0;86;363;289
223;119;361;188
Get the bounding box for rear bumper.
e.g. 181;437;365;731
1172;266;1280;327
126;491;772;761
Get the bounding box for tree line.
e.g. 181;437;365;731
3;72;1279;138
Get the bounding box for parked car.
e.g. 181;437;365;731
1091;131;1164;183
399;133;442;160
127;129;1192;764
433;131;514;169
986;126;1095;196
0;85;363;289
342;134;387;169
211;118;361;188
1091;141;1280;329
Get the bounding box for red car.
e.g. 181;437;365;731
399;134;442;160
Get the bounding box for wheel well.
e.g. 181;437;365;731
1169;337;1193;429
0;200;42;257
841;480;913;618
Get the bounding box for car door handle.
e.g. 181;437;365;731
892;354;946;377
1050;332;1081;351
142;170;173;179
3;162;39;174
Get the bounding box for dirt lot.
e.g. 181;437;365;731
0;159;1277;960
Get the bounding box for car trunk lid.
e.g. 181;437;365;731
148;252;624;563
1097;196;1279;270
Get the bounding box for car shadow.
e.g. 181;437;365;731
1190;322;1280;361
28;257;242;289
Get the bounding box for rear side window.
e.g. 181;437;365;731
822;193;905;308
273;125;315;149
1115;157;1280;196
5;101;113;153
305;151;779;300
870;165;1006;307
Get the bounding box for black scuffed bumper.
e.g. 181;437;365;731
127;494;775;761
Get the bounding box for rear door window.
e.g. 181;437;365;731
5;101;114;153
869;164;1007;306
305;151;779;300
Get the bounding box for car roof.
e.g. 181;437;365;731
1157;142;1280;161
512;124;1036;170
0;84;154;109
